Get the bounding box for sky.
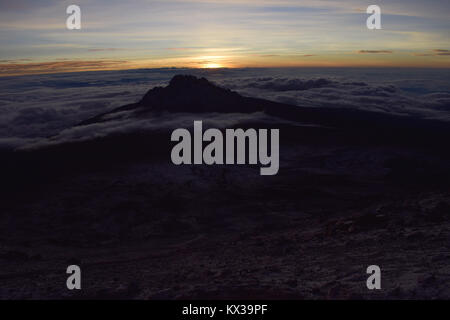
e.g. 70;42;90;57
0;0;449;75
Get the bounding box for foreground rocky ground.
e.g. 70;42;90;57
1;134;449;299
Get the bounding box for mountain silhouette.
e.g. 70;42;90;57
139;75;260;113
80;75;265;126
78;75;450;148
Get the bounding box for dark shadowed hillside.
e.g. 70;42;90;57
0;75;449;299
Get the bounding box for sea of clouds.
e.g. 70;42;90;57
0;67;449;150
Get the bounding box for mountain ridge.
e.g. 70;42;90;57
78;75;450;144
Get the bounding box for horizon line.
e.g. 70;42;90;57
1;64;450;78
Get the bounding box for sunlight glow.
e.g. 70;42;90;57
202;63;223;69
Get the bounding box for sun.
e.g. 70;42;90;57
202;63;222;69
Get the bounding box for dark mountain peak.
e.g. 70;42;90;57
168;74;213;89
78;75;267;126
137;74;262;113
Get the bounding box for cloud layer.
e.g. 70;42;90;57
1;67;449;150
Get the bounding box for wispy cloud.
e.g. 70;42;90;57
433;49;450;56
357;50;394;54
0;58;33;63
0;59;129;76
87;48;126;52
166;47;193;51
412;49;450;56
